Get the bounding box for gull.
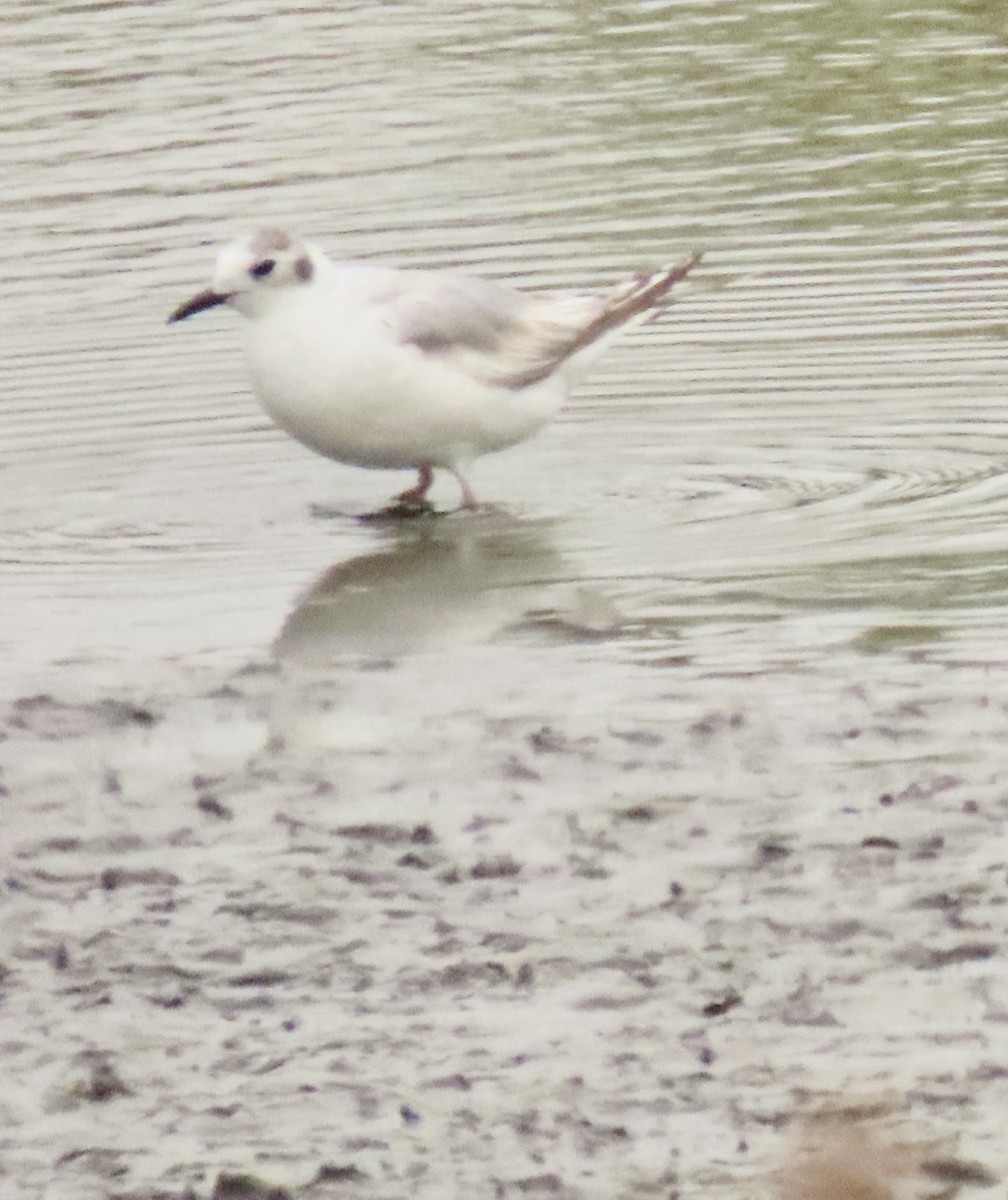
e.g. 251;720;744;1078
169;229;701;513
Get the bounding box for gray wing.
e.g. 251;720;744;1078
388;272;529;358
378;254;701;391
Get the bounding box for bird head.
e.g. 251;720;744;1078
168;228;317;323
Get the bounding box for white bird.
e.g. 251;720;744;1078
169;229;701;513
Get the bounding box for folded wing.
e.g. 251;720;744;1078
386;252;702;391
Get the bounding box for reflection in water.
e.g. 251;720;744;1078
274;510;620;663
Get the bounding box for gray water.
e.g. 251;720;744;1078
2;2;1007;1197
4;0;1007;674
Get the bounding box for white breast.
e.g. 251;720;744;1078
241;275;567;472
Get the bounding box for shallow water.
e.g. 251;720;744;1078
3;0;1008;676
2;2;1007;1197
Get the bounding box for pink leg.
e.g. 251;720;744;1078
395;464;434;505
453;471;478;510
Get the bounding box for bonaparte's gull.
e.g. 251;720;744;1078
169;229;701;512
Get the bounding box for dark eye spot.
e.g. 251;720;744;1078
250;258;275;279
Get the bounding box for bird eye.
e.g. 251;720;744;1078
250;258;275;279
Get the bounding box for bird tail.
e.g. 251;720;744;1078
572;250;704;357
507;250;703;389
473;251;702;391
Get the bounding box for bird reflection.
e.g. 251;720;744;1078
274;510;618;664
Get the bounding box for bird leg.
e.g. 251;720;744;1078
358;464;436;522
452;470;478;510
395;464;434;506
359;463;477;523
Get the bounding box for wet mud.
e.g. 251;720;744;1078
2;638;1004;1198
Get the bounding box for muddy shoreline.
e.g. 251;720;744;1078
3;640;1004;1198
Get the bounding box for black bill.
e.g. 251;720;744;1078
168;288;230;323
